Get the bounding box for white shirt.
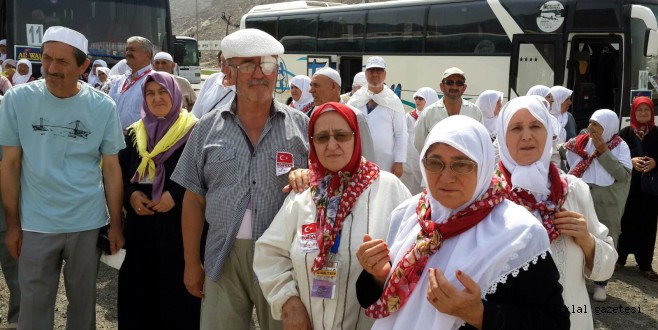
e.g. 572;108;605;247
193;72;235;118
109;65;153;130
414;98;482;152
358;103;407;172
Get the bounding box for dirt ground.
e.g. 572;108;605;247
1;243;657;329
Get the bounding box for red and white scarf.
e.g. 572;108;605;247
565;133;623;178
497;162;568;242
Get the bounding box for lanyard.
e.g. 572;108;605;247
120;69;152;94
330;231;342;254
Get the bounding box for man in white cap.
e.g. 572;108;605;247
0;26;125;329
414;66;482;151
0;39;7;63
347;56;407;177
171;28;308;330
109;36;154;131
193;50;235;118
340;71;366;103
309;67;375;161
152;51;197;112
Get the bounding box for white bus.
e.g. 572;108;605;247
241;0;658;130
173;36;202;84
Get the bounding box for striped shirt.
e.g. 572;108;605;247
172;99;309;281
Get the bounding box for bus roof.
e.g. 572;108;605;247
248;1;346;13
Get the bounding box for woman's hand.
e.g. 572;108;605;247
357;234;391;287
283;168;311;193
590;131;608;155
130;191;154;215
149;191;176;213
426;268;483;329
282;296;312;330
554;209;595;269
632;156;655;173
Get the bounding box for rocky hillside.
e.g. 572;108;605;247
170;0;378;66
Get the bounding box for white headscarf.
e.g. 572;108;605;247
87;59;108;87
547;86;573;142
566;109;632;186
419;115;495;218
498;96;555;196
2;59;16;72
526;85;550;97
109;59;130;77
375;115;551;330
475;90;504;138
12;59;32;85
289;75;313;110
412;87;439;111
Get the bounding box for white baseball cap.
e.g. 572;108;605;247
365;56;385;69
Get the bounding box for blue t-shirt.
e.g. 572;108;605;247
0;80;125;233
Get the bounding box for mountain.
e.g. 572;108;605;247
170;0;379;66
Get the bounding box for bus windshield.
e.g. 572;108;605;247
175;38;199;66
11;0;169;63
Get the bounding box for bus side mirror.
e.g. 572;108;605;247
646;29;658;56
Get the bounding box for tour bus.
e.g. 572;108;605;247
173;36;202;84
241;0;658;130
0;0;174;77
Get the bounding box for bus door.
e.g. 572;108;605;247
338;56;362;95
566;35;623;132
509;34;564;99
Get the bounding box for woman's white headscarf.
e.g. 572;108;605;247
289;75;313;110
566;109;632;186
526;85;550;97
109;59;130;77
87;59;108;87
374;114;551;330
547;86;573;141
12;59;32;85
413;87;439;110
498;96;555;196
475;90;504;138
419;115;495;220
2;59;16;73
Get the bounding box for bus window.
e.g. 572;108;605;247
426;1;510;55
277;14;317;52
572;0;621;30
246;17;278;37
365;6;425;53
318;11;365;53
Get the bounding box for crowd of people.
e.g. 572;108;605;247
0;24;656;330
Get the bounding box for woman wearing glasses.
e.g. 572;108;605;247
254;102;411;330
357;115;569;329
496;96;616;330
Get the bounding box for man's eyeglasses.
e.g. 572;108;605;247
443;80;465;87
311;131;355;144
422;157;477;174
230;62;278;75
414;96;425;101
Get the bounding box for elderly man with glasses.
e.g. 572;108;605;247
171;28;309;330
414;67;483;152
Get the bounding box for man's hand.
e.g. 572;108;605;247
4;225;22;259
108;225;125;255
184;260;206;298
282;296;312;330
391;162;403;177
283;168;311;193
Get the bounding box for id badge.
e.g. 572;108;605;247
311;260;339;300
299;223;319;253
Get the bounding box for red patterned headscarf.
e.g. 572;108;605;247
308;102;380;272
631;96;655;141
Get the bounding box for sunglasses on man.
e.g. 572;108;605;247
443;80;465;87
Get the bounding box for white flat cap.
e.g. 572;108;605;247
154;52;174;62
442;67;466;80
221;29;284;59
43;26;88;54
0;39;6;46
352;72;366;88
365;56;385;69
314;67;341;87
